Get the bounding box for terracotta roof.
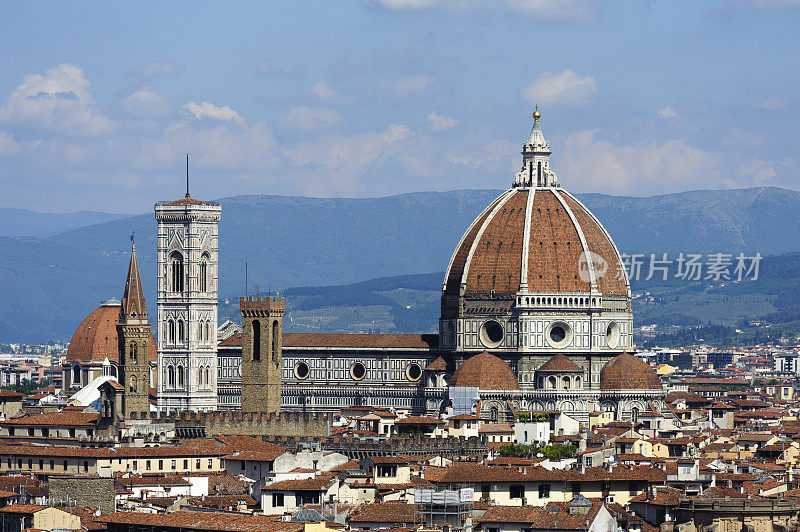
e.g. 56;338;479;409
0;504;49;514
162;195;213;206
538;354;583;373
100;511;302;532
600;354;661;391
424;356;447;371
2;411;97;427
450;351;519;390
67;303;156;363
220;332;438;349
262;473;336;492
395;416;442;425
349;501;419;524
118;475;192;487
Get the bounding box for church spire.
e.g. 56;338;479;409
514;107;559;188
121;235;148;322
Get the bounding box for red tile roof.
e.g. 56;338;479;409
99;511;302;532
220;332;438;349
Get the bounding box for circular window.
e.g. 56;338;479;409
546;321;572;348
294;362;309;380
606;321;620;349
350;362;366;380
406;363;422;381
479;320;504;348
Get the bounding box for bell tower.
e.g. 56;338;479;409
155;180;221;413
239;296;284;413
118;237;151;419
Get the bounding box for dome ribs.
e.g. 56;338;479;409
526;190;590;293
443;192;508;296
559;192;628;296
464;190;528;295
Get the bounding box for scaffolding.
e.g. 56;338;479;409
414;485;474;532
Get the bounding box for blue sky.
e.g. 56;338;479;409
0;0;798;213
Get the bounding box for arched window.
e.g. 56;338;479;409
198;367;204;387
130;343;137;364
178;321;185;343
129;376;137;393
169;252;184;293
205;367;211;388
490;407;499;422
272;320;280;361
631;407;640;423
72;365;81;386
563;376;571;390
167;366;175;388
252;320;261;361
199;254;210;292
575;376;582;388
206;322;211;344
168;320;175;344
548;376;557;389
178;366;185;388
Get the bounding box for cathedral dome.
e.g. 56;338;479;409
449;351;519;390
600;353;662;391
442;114;628;301
67;300;156;364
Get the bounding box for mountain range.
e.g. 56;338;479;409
2;186;800;343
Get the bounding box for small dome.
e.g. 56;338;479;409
537;354;583;373
450;351;519;390
67;304;156;364
600;354;661;391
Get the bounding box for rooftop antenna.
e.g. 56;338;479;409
245;262;248;297
186;153;190;197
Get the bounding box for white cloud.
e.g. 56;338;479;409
363;0;594;19
308;80;340;103
121;87;170;116
521;69;597;107
557;129;721;195
0;132;20;157
447;139;518;169
427;111;458;131
755;97;788;111
280;106;343;131
385;74;434;97
0;63;112;137
128;61;184;81
750;0;800;8
182;102;246;127
658;106;677;119
285;125;411;192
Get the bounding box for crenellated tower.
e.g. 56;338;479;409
239;296;284;413
118;238;152;419
155;187;221;413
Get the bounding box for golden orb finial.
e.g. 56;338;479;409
533;105;540;121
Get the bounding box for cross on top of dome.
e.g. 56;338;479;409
514;107;559;189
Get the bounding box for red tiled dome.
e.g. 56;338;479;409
537;354;583;373
67;302;156;363
450;351;519;390
600;354;662;391
443;188;628;298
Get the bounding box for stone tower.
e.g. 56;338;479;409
118;238;151;419
155;190;221;412
240;296;284;412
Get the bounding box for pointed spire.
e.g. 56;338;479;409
121;235;148;322
185;152;190;198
